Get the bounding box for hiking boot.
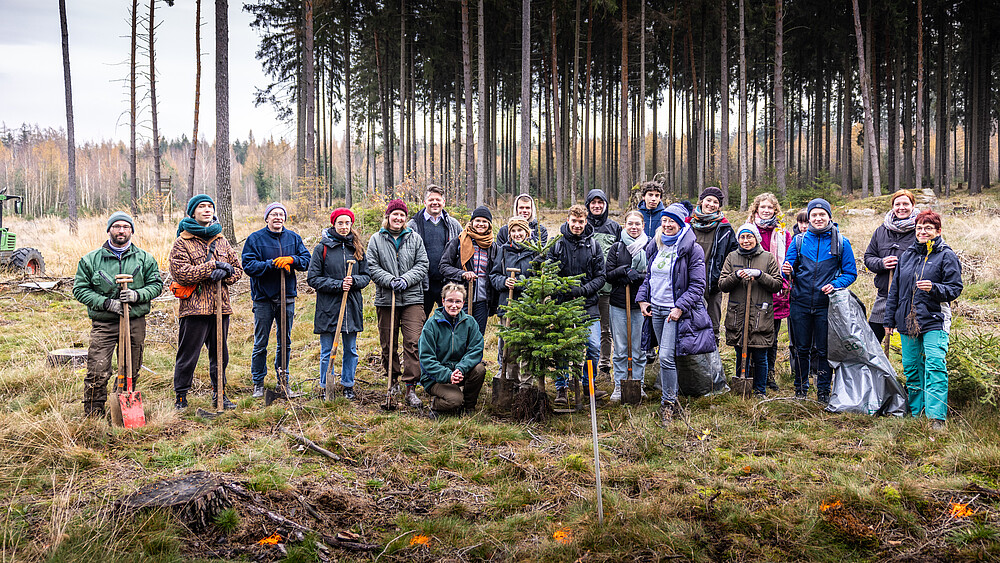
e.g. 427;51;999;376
766;370;780;391
343;387;356;400
817;392;830;405
610;382;622;403
584;386;608;400
212;393;237;410
554;388;568;407
659;401;675;424
405;385;423;408
794;390;807;400
252;385;264;398
426;409;440;421
930;419;946;431
84;405;105;418
174;394;188;409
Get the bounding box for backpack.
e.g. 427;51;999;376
792;227;845;277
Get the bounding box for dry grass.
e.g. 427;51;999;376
0;200;997;561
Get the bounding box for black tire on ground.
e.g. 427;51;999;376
11;248;45;275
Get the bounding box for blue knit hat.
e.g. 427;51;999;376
186;194;215;217
107;211;134;232
806;198;832;218
663;203;688;228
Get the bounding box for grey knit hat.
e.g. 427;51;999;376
107;211;134;232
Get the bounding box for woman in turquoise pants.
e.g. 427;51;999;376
884;210;963;429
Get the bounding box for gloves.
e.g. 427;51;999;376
568;286;583;298
390;278;408;292
210;268;229;281
744;268;762;278
119;288;139;303
104;298;124;316
272;256;294;272
627;268;645;283
215;261;235;277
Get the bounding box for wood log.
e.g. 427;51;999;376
278;427;342;461
115;471;231;532
47;348;88;367
245;504;378;551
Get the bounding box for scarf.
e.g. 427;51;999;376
755;214;780;230
808;222;840;257
755;215;787;264
459;223;494;266
884;209;918;234
661;225;686;247
177;216;222;239
107;239;132;257
738;243;761;257
690;206;724;232
622;231;649;272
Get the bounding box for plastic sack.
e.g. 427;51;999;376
677;348;729;397
826;289;906;416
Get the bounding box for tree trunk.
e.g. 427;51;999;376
738;0;747;209
851;0;881;196
399;0;406;182
149;0;163;223
476;0;486;206
187;0;202;203
519;0;530;195
638;0;646;183
461;0;474;207
571;0;581;203
59;0;78;234
619;0;629;207
303;0;315;183
935;7;946;194
129;0;139;215
774;0;786;198
719;0;729;200
841;58;853;194
215;0;234;242
344;2;353;207
915;0;924;190
551;5;564;207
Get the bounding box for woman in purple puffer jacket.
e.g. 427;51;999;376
636;203;716;424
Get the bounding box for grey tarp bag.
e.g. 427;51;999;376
825;289;906;416
677;348;730;397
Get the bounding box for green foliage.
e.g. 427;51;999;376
213;507;240;534
254;162;275;202
786;170;845;210
498;237;591;385
946;330;1000;406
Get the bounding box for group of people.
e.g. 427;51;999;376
72;184;963;427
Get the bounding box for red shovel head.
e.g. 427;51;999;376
119;390;146;428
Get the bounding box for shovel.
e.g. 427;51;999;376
731;276;754;398
492;268;520;411
324;260;355;401
266;268;298;406
197;280;228;418
116;275;145;428
381;290;398;411
620;285;642;405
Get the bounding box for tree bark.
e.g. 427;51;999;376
519;0;530;195
738;0;747;209
719;0;729;201
461;0;474;207
915;0;924;191
149;0;163;223
130;0;139;216
58;0;78;234
303;0;315;181
476;0;486;206
344;1;353;207
774;0;786;198
215;0;235;242
619;0;629;206
551;5;564;207
399;0;406;182
188;0;202;203
638;0;646;183
851;0;881;196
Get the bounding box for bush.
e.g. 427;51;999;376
946;329;1000;406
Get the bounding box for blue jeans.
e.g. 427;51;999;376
734;346;769;395
555;319;601;390
251;299;294;386
319;331;359;389
787;303;831;395
649;305;678;404
610;306;647;383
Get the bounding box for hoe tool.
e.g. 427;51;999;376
731;276;754;398
324;260;355;401
197;280;228;418
380;290;397;411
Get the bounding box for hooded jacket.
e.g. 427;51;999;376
783;225;858;310
490;240;538;317
495;194;549;246
884;236;963;336
718;245;783;348
306;228;371;334
418;307;484;390
637;200;665;239
635;227;716;356
241;227;311;302
546;222;606;319
74;242;163;321
605;240;644;310
585;188;623;243
686;216;738;294
864;225;917;296
366;227;430;307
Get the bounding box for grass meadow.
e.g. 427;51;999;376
0;193;999;562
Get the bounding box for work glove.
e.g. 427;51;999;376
568;286;583;298
741;268;762;279
119;288;139;303
104;298;124;316
215;261;235;277
390;277;408;292
272;256;294;272
627;268;645;283
210;268;229;281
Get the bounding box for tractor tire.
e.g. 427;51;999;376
11;248;45;275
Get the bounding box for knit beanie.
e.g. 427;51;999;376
330;207;355;225
806;198;833;218
263;201;287;220
699;186;725;204
186;194;215;217
471;205;493;222
507;216;530;236
107;211;134;232
385;198;408;217
736;223;762;242
663;203;688;228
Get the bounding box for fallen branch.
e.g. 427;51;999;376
245;504;378;552
278;427;342;462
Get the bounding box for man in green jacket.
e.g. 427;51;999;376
72;211;163;417
418;283;485;416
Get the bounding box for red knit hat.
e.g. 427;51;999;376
385;198;408;217
330;207;355;225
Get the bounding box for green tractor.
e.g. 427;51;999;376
0;192;45;275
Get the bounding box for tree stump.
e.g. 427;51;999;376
115;471;232;531
47;348;88;368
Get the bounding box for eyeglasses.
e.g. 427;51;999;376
267;212;286;219
915;225;938;232
444;298;464;305
110;224;132;231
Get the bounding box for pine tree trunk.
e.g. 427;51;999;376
476;0;486;206
570;0;581;204
719;0;729;201
344;5;353;207
915;0;924;191
461;0;474;207
188;0;201;202
216;0;234;242
551;5;564;207
519;0;530;196
638;0;646;183
149;0;163;223
841;58;853;194
738;0;747;209
618;0;629;207
851;0;881;196
130;0;138;215
774;0;786;198
59;0;78;234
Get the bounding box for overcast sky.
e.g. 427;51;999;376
0;0;290;143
